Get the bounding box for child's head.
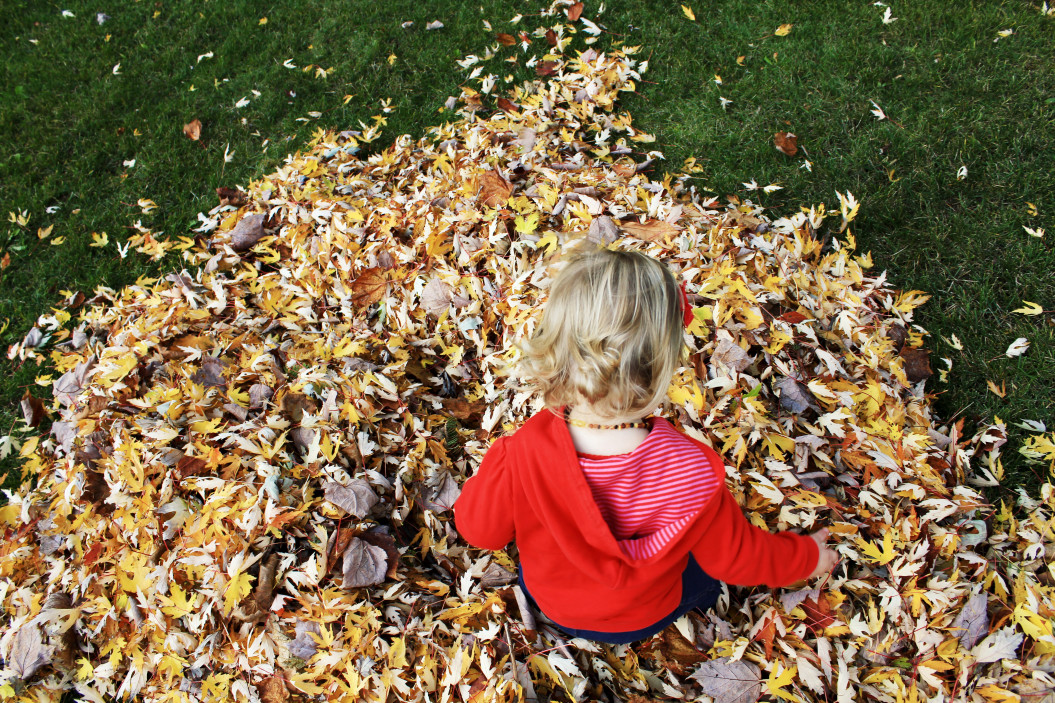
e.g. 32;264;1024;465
519;245;685;419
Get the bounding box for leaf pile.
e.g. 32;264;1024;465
3;9;1054;703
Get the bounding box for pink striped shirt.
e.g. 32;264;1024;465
578;420;722;559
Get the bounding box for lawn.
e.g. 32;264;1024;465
1;0;1052;494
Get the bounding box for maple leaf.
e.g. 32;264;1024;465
681;5;696;21
857;532;897;565
1005;337;1029;357
223;571;255;616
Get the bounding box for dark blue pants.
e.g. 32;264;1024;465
518;554;721;645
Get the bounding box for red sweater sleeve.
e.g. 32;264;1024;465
453;437;515;550
691;484;819;588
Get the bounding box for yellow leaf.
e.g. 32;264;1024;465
987;380;1006;398
223;571;254;615
535;231;559;255
767;665;797;701
775;23;793;36
1012;301;1043;315
389;637;408;668
161;583;198;619
515;212;539;234
90;231;109;247
681;5;696;20
857;531;896;565
75;657;94;681
258;17;268;25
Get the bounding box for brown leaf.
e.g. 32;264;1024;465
479;561;518;588
360;529;400;579
323;480;379;518
619;219;678;242
254;553;281;610
21;392;45;427
496;32;516;46
690;658;761;703
421;473;461;513
192;357;227;389
281;392;318;423
478;171;513;208
775;376;814;414
256;676;290;703
216;187;248;207
248;383;273;409
774;131;798;156
1;252;10;269
341;537;388;588
900;347;933;383
50;421;77;454
650;626;706;675
496;97;519;113
183;119;202;141
568;2;584;21
350;267;388;308
587;215;621;244
545;28;557;46
53;355;97;407
227;213;268;252
536;61;559;77
177;455;207;479
421;277;456;315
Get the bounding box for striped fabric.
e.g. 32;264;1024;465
578;420;722;559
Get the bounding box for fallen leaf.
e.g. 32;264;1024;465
350;267;389;308
587;215;621;244
497;33;516;46
9;624;51;680
690;658;762;703
183;119;202;141
568;2;584;21
774;131;798;156
478;171;513;208
620;219;678;242
342;537;388;588
774;23;793;36
323;480;379;518
1005;337;1029;358
681;5;696;21
1011;301;1043;315
900;347;933;383
225;213;267;252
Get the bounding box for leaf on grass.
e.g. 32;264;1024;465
1005;337;1029;358
568;2;584;21
774;23;793;36
1011;301;1043;315
21;392;45;427
681;5;696;21
323;480;379;518
690;658;762;703
899;347;932;383
183;119;202;141
774;131;798;156
341;537;388;588
496;33;516;46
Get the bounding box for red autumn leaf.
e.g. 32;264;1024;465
779;310;808;324
774;130;798;156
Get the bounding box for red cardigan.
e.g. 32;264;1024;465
454;409;819;632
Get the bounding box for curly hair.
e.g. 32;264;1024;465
518;244;684;419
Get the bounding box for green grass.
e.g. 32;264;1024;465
1;0;1052;493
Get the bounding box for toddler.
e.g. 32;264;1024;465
454;245;837;644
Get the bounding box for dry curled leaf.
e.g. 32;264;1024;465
478;170;513;208
774;131;798;156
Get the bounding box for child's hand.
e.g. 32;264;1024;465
807;528;838;579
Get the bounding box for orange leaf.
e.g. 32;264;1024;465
183;119;202;141
351;268;389;308
774;131;798;156
568;2;584;21
478;171;513;208
620;219;679;242
496;97;519;113
496;33;516;46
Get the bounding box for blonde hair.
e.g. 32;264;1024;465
519;245;684;419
